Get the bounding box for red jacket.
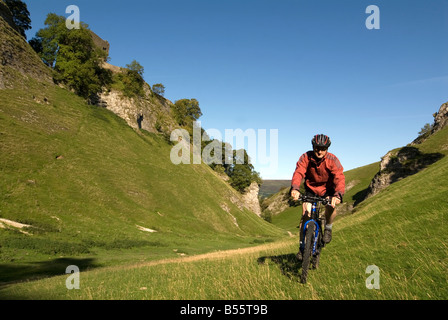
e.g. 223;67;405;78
291;151;345;200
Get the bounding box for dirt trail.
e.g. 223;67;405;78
115;237;297;272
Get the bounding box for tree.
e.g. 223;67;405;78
229;164;254;192
126;60;144;78
29;13;65;67
116;60;145;97
152;83;165;96
31;13;111;102
28;37;43;55
55;23;110;102
228;164;262;193
418;123;433;137
5;0;31;39
172;98;202;126
226;149;262;193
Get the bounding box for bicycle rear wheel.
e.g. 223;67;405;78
301;221;315;284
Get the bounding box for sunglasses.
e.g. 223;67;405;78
314;147;328;152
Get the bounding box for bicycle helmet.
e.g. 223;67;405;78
312;134;331;149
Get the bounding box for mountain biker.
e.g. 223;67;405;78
290;134;345;254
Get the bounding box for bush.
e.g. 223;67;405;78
418;123;433;138
1;235;90;255
111;60;145;98
261;209;272;223
172;99;202;126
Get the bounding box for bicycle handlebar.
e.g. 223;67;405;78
297;194;330;205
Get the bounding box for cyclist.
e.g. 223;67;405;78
290;134;345;251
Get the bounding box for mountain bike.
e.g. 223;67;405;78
297;195;330;284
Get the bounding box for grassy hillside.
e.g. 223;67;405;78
0;75;287;285
1;126;446;300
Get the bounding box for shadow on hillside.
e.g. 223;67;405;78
352;188;370;207
0;257;101;299
257;253;302;280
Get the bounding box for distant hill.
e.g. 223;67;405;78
259;180;291;199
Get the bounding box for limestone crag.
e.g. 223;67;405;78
412;102;448;145
242;182;262;216
432;102;448;134
99;83;177;134
365;147;444;199
260;187;290;216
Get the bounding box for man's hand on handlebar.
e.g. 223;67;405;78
326;196;341;208
291;189;300;201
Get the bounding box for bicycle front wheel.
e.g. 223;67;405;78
301;220;315;284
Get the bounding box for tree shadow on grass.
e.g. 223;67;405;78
0;257;101;299
257;253;302;280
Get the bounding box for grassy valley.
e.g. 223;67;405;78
0;76;287;287
1;114;446;299
2;142;447;299
0;4;447;301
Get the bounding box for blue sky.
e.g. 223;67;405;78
24;0;448;179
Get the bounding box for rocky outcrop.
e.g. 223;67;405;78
365;146;444;198
432;102;448;133
412;102;448;145
242;182;262;216
260;187;290;216
99;82;177;134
